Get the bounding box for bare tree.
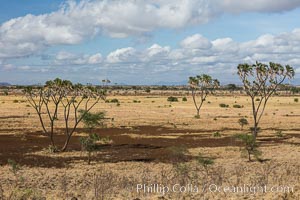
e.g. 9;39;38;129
24;78;106;151
237;61;295;139
188;74;220;118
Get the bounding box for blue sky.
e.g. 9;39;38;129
0;0;300;85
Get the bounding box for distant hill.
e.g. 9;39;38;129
0;82;11;86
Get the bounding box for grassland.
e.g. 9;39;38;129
0;93;299;199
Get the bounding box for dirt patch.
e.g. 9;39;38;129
0;125;293;168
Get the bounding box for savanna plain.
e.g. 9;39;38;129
0;91;299;199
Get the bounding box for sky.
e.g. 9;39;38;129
0;0;300;85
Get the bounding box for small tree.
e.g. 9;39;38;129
235;134;261;162
237;62;294;139
78;110;109;165
24;78;106;151
145;87;151;93
79;134;101;165
238;118;248;130
188;74;219;118
24;79;69;147
79;110;106;131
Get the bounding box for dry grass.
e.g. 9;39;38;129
0;94;299;199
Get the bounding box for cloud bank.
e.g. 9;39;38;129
1;0;300;59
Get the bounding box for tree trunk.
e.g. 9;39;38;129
88;151;91;165
248;151;251;162
61;135;72;152
50;135;55;147
252;122;258;140
196;109;200;118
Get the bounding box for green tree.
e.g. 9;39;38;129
24;78;106;151
188;74;220;118
237;62;294;139
235;134;261;162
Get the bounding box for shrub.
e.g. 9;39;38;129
219;103;229;108
196;153;214;172
168;146;188;163
145;88;151;93
167;96;178;102
194;115;200;119
235;134;262;162
275;130;284;138
80;133;100;165
133;100;141;103
250;127;261;133
79;110;106;130
213;131;221;137
238;118;248;130
233;104;243;108
110;98;119;103
47;145;58;153
7;159;20;175
13;100;19;103
182;97;187;101
294;98;299;103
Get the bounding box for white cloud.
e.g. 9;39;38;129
88;53;102;64
106;47;136;63
56;51;76;60
147;44;170;56
180;34;212;49
4;28;300;85
54;51;102;65
2;0;300;59
101;28;300;82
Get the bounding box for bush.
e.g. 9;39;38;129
235;134;262;162
182;97;187;101
275;130;284;138
194;115;200;119
145;88;151;93
167;96;178;102
233;104;243;108
219;103;229;108
79;110;106;130
196;153;214;169
250;127;261;133
110;98;119;103
238;118;248;130
294;98;299;103
13;100;19;103
133;100;141;103
213;131;221;137
80;133;100;164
